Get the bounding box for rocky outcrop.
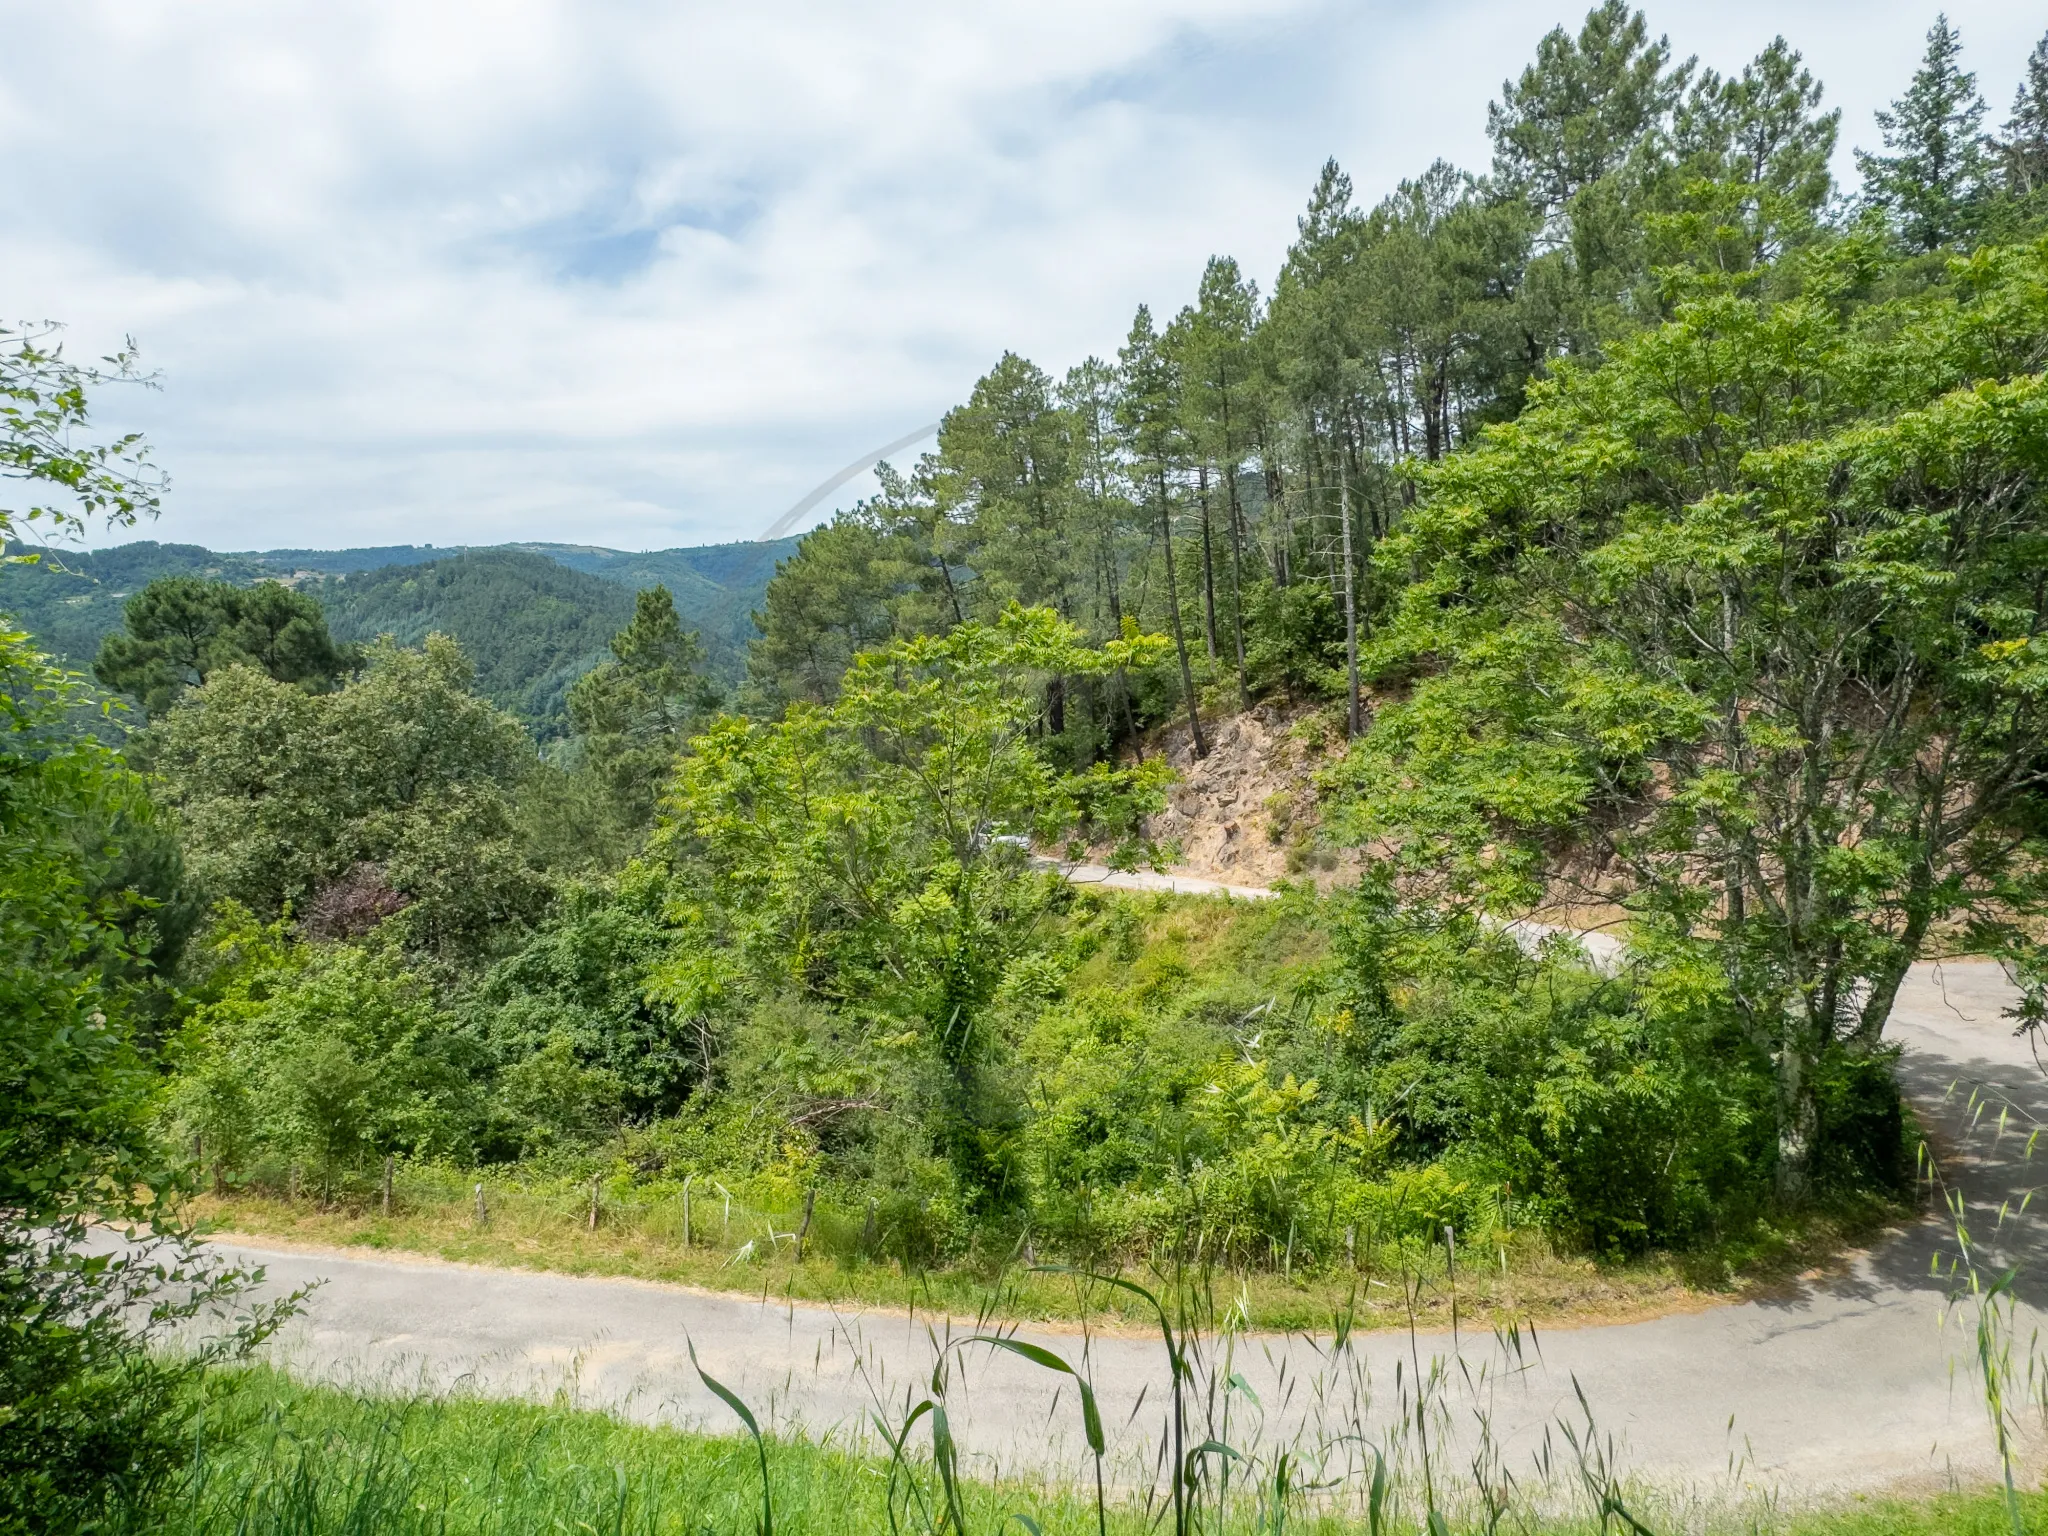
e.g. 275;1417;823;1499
1137;704;1361;888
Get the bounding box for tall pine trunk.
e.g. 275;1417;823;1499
1264;452;1290;587
1099;528;1139;762
1157;468;1207;758
1225;463;1249;711
1197;465;1219;661
1339;466;1361;738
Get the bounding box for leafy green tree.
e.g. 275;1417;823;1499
462;875;689;1126
169;915;482;1187
0;631;278;1531
1242;578;1343;702
94;574;354;716
1856;14;1991;251
567;585;720;829
492;1033;625;1156
656;607;1172;1203
1330;239;2048;1198
1;332;287;1529
0;324;163;548
147;633;547;955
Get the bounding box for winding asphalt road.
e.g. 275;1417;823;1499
213;911;2045;1503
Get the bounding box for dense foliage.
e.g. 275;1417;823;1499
2;617;274;1528
310;551;636;734
1330;237;2048;1195
94;575;354;717
8;18;2048;1402
143;634;550;955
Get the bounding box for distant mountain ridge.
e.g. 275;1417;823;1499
0;534;801;735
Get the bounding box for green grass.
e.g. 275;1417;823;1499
161;1366;2048;1535
170;1366;1163;1536
189;1181;1733;1335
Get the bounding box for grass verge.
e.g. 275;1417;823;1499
185;1184;1902;1335
165;1365;2044;1535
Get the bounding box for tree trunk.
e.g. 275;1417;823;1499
1775;1020;1818;1204
1100;528;1137;759
1855;891;1936;1045
1339;468;1361;739
1196;464;1219;661
1158;469;1207;758
1224;464;1249;711
935;549;965;628
1265;458;1291;587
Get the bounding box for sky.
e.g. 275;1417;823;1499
3;0;2043;554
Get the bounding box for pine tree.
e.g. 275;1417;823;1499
1180;257;1261;709
1855;14;1990;250
1997;30;2048;197
1677;39;1837;212
1487;1;1687;236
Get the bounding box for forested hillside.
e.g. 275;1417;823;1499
0;534;796;732
0;542;272;666
313;552;636;733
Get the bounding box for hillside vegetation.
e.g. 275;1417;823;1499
7;7;2048;1530
314;551;636;733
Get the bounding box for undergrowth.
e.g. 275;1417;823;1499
180;889;1906;1334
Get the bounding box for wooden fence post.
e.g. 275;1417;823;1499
796;1188;816;1263
681;1174;694;1251
588;1175;601;1232
474;1182;487;1228
382;1156;395;1217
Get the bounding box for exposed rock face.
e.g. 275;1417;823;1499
1138;705;1360;888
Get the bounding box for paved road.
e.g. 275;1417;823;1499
212;955;2045;1505
1047;860;1633;976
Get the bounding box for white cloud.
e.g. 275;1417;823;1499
0;0;2041;551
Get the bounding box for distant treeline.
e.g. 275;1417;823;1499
0;536;795;734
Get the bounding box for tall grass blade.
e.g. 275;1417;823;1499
1030;1266;1191;1536
960;1334;1108;1536
688;1338;773;1536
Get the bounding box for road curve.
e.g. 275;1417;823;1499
214;940;2044;1503
1047;859;1279;903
